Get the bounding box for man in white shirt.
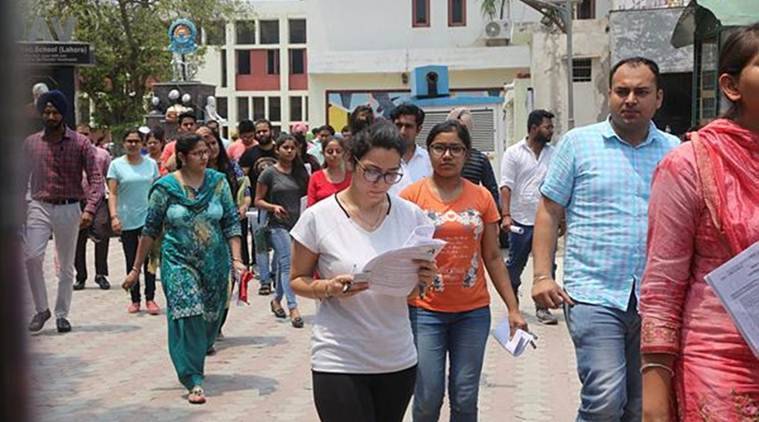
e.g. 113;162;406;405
388;103;432;195
500;110;558;325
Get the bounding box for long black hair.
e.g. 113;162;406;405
205;128;239;196
275;133;309;191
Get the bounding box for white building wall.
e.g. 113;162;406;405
529;18;611;137
195;0;308;135
306;0;533;131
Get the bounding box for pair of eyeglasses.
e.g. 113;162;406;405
354;159;403;184
429;143;467;157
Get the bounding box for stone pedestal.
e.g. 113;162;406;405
145;81;215;139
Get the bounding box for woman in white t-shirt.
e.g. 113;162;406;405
290;121;437;422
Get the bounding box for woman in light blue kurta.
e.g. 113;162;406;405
123;133;245;404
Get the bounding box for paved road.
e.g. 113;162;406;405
26;242;580;421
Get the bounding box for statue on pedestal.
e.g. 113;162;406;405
168;19;199;82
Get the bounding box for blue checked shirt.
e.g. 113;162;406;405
540;118;680;311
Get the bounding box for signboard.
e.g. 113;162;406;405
18;42;94;66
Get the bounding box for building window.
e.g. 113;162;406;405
575;0;595;20
572;58;592;82
304;96;308;120
260;20;280;44
289;19;306;44
290;96;302;121
205;21;226;45
235;21;256;44
413;0;430;27
216;96;228;118
252;97;265;120
267;49;280;75
236;50;251;75
448;0;466;26
269;96;281;122
289;49;305;74
237;97;249;120
220;49;227;87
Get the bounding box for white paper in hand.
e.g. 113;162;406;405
492;318;535;357
357;225;446;297
704;239;759;358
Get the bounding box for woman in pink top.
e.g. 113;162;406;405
306;135;351;207
640;24;759;421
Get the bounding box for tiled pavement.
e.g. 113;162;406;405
26;242;580;421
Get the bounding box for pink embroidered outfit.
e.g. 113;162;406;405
640;118;759;421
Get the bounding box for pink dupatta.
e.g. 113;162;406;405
692;118;759;255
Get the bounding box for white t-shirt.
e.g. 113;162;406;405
499;139;554;226
290;194;430;374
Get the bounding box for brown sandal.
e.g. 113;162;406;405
270;301;286;319
188;386;206;404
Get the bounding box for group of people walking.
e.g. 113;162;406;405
21;22;759;421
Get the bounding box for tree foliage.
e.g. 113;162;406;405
479;0;507;20
30;0;249;130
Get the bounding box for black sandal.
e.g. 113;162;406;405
270;301;286;318
291;317;304;329
258;284;271;295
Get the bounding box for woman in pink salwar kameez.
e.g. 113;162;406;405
640;24;759;421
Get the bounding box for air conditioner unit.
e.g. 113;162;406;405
484;19;512;41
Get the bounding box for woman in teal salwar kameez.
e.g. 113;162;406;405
123;133;245;404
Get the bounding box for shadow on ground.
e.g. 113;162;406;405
214;335;286;352
204;373;279;397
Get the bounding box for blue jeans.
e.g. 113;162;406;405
505;222;555;297
269;227;296;310
409;306;491;422
253;210;276;286
564;293;641;422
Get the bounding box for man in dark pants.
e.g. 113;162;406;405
74;124;111;290
500;109;559;325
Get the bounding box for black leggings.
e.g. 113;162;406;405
312;365;416;422
121;228;156;303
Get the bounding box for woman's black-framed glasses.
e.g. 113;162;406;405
354;158;403;185
429;143;467;157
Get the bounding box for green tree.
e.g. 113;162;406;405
479;0;507;19
31;0;248;131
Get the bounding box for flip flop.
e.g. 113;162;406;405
188;386;206;405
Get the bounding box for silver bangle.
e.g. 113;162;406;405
640;363;674;377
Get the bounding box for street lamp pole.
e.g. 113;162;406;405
563;0;575;130
519;0;577;129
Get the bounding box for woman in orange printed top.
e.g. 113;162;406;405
401;120;527;422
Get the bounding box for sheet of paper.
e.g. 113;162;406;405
357;225;446;297
704;239;759;358
492;318;535;357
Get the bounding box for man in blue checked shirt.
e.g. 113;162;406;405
531;57;680;421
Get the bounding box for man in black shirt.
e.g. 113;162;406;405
239;119;278;295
